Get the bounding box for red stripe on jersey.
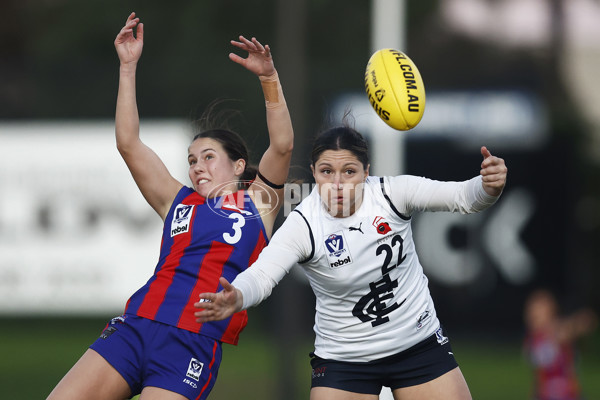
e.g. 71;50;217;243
221;310;248;345
178;241;234;331
248;233;267;267
136;213;195;320
196;340;219;400
219;233;267;344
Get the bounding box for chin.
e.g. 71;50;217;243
195;187;211;198
327;205;345;218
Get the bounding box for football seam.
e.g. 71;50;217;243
380;49;407;130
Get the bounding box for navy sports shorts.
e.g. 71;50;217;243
90;314;222;400
310;327;458;394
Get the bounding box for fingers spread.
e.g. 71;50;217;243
239;35;255;48
251;37;265;52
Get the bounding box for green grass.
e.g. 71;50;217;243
1;317;598;399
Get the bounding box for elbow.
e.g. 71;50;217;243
115;133;142;158
282;141;294;156
278;138;294;156
116;140;131;158
269;140;293;159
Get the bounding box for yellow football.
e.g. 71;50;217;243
364;49;426;131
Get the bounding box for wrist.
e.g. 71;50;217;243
259;70;278;82
119;62;138;75
235;288;244;312
259;71;285;108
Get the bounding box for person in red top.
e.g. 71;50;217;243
47;12;293;400
523;289;597;400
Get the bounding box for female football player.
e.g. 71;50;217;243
47;12;293;400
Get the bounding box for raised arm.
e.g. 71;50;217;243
386;146;507;215
114;12;182;220
229;36;294;234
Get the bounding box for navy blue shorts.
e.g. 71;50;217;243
310;327;458;394
90;314;222;400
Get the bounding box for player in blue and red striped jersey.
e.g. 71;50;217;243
47;12;293;400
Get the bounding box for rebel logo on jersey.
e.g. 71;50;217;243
324;231;353;268
171;204;194;237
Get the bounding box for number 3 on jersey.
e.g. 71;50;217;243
223;213;245;244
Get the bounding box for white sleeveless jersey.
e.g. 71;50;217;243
232;175;498;362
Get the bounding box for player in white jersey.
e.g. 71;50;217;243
195;125;507;400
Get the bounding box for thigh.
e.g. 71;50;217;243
310;386;379;400
47;348;132;400
392;367;472;400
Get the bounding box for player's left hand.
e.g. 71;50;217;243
480;146;507;197
229;36;276;78
114;12;144;66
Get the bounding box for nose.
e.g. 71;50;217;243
193;161;204;173
333;174;343;190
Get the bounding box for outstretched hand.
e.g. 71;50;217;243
114;12;144;66
229;36;276;77
194;277;243;323
480;146;507;196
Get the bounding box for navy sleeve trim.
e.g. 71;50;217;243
292;209;315;263
379;177;411;221
257;170;285;189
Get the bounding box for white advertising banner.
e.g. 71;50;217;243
0;120;190;315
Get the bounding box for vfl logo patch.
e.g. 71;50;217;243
435;327;449;345
186;358;204;382
171;204;194;237
324;232;353;268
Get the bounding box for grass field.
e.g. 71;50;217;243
2;316;599;399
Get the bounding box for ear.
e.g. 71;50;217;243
310;164;315;178
234;159;246;176
364;164;370;178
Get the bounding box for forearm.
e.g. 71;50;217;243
464;175;499;212
115;64;141;153
389;175;499;215
232;263;288;310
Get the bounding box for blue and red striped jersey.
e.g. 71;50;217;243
125;186;268;345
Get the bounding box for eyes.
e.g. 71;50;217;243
188;153;215;166
319;168;357;176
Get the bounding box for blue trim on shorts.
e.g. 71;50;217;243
90;314;222;400
310;328;458;394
